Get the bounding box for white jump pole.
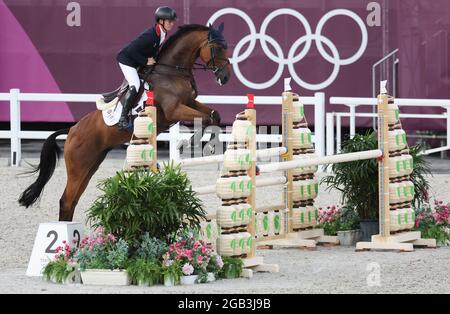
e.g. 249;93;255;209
193;176;287;196
176;147;287;167
258;149;382;173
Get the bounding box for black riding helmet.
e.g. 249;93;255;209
155;6;177;22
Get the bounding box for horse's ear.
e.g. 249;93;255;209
218;22;225;33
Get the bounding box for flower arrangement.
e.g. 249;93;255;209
75;227;129;271
318;206;360;236
415;201;450;245
318;206;342;236
42;228;232;286
42;240;79;284
166;235;223;283
161;254;182;286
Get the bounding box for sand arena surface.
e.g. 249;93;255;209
0;156;449;293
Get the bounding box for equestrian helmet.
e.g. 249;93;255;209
155;6;177;22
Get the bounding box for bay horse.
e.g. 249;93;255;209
18;23;231;221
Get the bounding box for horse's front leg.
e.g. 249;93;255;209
186;101;221;155
164;102;221;156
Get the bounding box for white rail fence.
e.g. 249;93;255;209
0;89;325;167
1;90;449;167
327;97;450;157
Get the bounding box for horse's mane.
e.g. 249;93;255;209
157;24;209;58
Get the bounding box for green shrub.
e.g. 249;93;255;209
322;131;431;220
87;164;206;244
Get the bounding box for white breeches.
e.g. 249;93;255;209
118;63;140;90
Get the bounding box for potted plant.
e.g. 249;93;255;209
218;257;243;279
161;255;182;287
166;234;222;285
317;206;341;236
42;240;80;284
180;263;197;285
127;258;161;286
206;253;224;283
337;207;361;246
76;228;131;286
414;200;450;246
127;233;167;286
87;165;207;245
321;132;431;241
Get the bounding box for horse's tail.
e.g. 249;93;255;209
18;128;70;208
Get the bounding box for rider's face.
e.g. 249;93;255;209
162;20;175;31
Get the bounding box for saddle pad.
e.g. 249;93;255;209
102;102;123;126
101;90;148;126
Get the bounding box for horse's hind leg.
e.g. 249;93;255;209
65;149;109;220
59;149;108;221
58;128;107;221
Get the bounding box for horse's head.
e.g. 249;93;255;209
199;23;231;85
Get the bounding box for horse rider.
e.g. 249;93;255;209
116;6;177;129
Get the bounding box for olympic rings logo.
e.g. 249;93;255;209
207;8;368;90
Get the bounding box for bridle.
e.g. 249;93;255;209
201;40;230;74
153;35;230;77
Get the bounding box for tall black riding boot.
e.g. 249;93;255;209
118;86;138;130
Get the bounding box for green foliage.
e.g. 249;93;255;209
106;239;129;269
218;257;243;279
161;260;182;283
196;271;209;284
87;164;207;244
323;222;339;236
339;207;360;231
76;238;129;271
418;224;450;245
207;253;224;275
126;258;162;286
42;259;75;284
321;131;431;220
135;233;168;262
321;131;378;220
409;145;432;208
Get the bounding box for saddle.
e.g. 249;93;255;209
98;66;154;110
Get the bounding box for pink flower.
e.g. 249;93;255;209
197;255;204;263
182;263;194;276
108;234;116;242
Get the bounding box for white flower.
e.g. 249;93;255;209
215;255;224;269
